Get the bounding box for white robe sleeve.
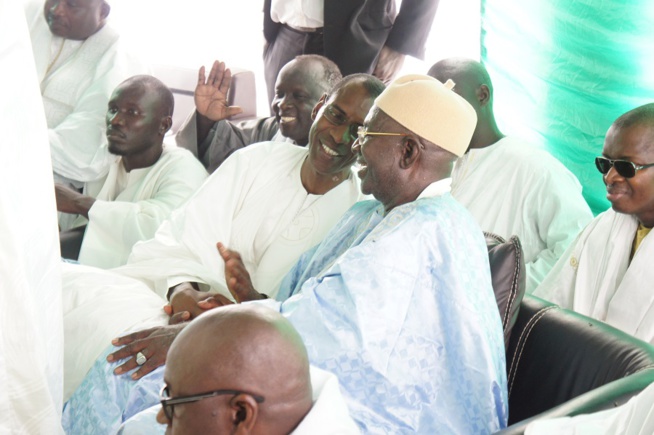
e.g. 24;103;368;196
79;152;208;268
120;145;269;298
523;164;593;292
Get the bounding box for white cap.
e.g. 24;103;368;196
375;74;477;156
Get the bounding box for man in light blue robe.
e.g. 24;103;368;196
64;75;508;433
270;194;508;433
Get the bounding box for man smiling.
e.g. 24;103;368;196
217;75;508;433
55;75;207;269
76;75;508;434
176;55;341;173
535;103;654;343
61;75;383;428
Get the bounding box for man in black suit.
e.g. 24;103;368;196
263;0;438;105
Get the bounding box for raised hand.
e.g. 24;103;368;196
217;242;264;302
107;324;186;380
195;60;243;122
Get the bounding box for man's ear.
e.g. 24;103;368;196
100;1;111;20
477;84;491;107
399;136;421;169
230;394;259;433
160;116;173;135
310;93;328;121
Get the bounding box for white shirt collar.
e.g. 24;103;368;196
417;177;452;200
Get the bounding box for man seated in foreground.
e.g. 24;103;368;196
56;75;207;269
118;305;360;434
60;74;381;408
65;75;507;433
534;103;654;343
176;55;341;172
428;58;593;292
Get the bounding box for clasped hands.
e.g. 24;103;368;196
107;242;262;380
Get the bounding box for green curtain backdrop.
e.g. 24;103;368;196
480;0;654;215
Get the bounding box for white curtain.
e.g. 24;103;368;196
0;0;64;432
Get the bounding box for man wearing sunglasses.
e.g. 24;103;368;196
176;55;341;173
534;103;654;343
428;58;593;293
118;305;359;433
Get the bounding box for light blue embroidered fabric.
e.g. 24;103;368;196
63;195;507;434
279;196;508;433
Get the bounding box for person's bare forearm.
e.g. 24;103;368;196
55;183;95;218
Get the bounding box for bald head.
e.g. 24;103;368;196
612;103;654;134
160;305;312;434
428;58;503;149
428;58;493;100
294;54;342;92
119;75;174;118
271;55;342;145
328;73;385;101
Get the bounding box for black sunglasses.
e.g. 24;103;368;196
595;156;654;179
160;384;265;420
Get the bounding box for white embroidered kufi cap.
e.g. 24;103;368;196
374;74;477;157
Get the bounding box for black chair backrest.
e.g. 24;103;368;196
485;232;526;349
506;295;654;425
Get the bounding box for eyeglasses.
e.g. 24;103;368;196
595;156;654;179
323;104;359;141
356;126;408;145
160;384;265;420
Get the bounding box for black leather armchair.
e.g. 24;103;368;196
485;233;525;349
496;295;654;434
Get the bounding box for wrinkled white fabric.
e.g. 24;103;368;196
270;0;324;29
533;209;654;343
63;181;508;434
61;262;167;401
452;137;593;292
274;182;508;432
525;381;654;435
118;142;362;300
61;142;362;401
0;0;63;431
70;146;207;269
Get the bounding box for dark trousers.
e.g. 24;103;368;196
59;224;87;261
263;25;324;112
